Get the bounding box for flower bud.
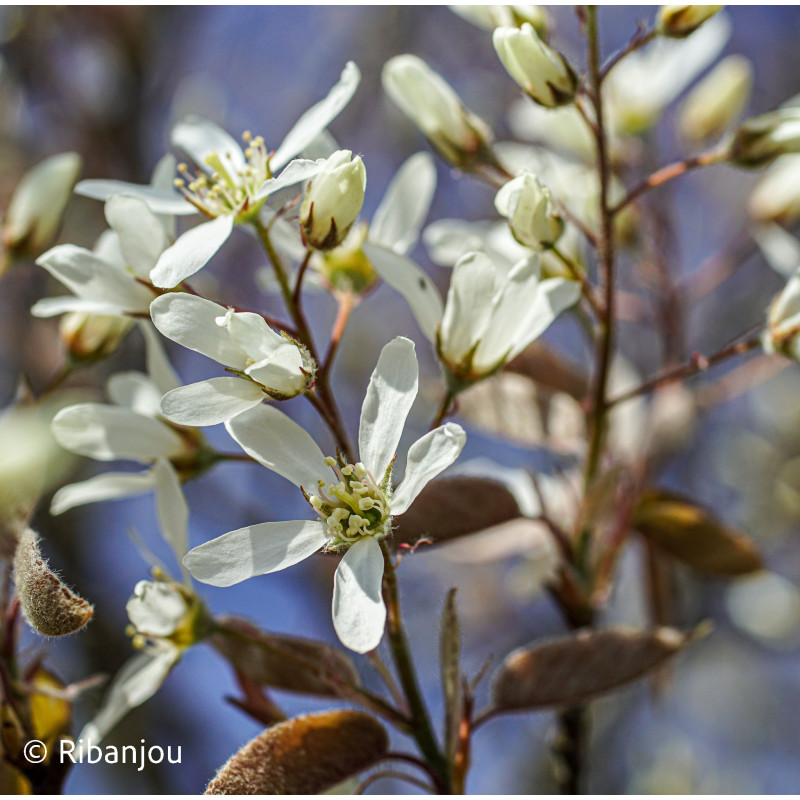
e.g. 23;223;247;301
678;55;752;143
382;55;495;170
451;5;550;38
494;173;564;250
493;23;578;108
748;156;800;224
1;153;81;259
300;150;366;251
59;312;134;362
729;106;800;168
13;528;94;638
656;5;723;38
764;272;800;360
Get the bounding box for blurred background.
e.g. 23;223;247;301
2;5;800;793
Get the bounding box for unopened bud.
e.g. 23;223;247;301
13;528;94;637
59;312;134;362
657;5;723;38
678;55;752;143
748;156;800;224
729;105;800;168
494;173;563;250
451;5;550;38
764;272;800;360
204;710;388;794
493;23;578;108
300;151;366;251
1;153;82;259
382;55;495;171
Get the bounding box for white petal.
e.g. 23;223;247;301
439;251;497;364
171;116;247;182
154;458;188;563
30;296;124;318
160;378;264;426
77;650;179;751
150;214;234;289
127;580;188;637
271;61;361;170
391;422;467;515
50;470;157;515
253;158;322;201
104;195;170;277
370;152;436;254
332;537;386;653
184;519;327;586
245;343;306;396
36;244;154;313
224;310;286;360
149;154;179;237
139;321;181;394
107;371;163;417
225;404;331;490
359;337;418;479
52;404;184;462
754;223;800;278
362;243;443;342
75;179;195;214
150;293;248;368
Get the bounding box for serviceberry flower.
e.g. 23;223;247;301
76;63;361;289
150;293;315;426
494;172;564;250
184;337;466;653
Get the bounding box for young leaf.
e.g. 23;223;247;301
440;588;462;760
211;616;360;698
491;626;692;712
392;476;521;549
633;489;762;576
204;710;389;794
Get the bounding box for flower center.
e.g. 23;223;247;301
173;131;271;220
307;457;390;548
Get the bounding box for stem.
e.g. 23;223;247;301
292;249;313;308
599;25;655;82
583;5;616;490
611;151;721;215
321;290;355;381
554;707;588;794
429;390;455;432
380;541;449;791
607;331;763;407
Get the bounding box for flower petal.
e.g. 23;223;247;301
391;422;467;515
160;378;264;427
370;152;436;254
184;519;327;587
332;536;386;653
107;371;163;417
77;650;179;752
225;404;330;490
362;243;443;342
104;195;170;278
50;470;158;515
171;116;247;182
51;404;184;462
150;293;248;369
30;296;124;318
359;337;419;479
253;158;323;202
36;244;154;313
139;321;181;394
75;179;195;214
271;61;361;170
150;214;234;289
154;458;188;563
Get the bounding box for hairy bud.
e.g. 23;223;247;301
656;5;723;38
13;529;94;637
205;710;388;794
493;23;578;108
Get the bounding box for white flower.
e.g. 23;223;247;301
49;326;196;566
494;172;564;250
451;5;549;36
1;152;82;257
267;151;437;296
300;150;366;251
382;55;493;169
363;246;580;387
31;194;170;321
75;63;361;289
657;5;723;38
150;293;314;426
749;156;800;224
184;337;466;653
493;23;578;108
